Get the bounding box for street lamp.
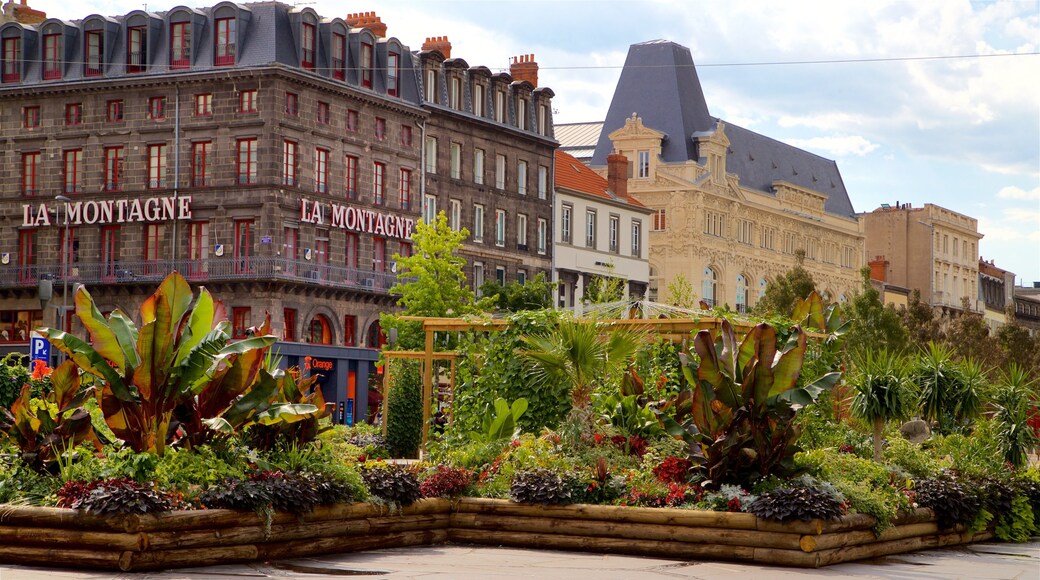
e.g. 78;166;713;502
55;195;71;361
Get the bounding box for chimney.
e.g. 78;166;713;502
4;0;46;24
421;36;451;59
868;256;889;282
607;152;628;200
345;11;386;38
509;54;538;86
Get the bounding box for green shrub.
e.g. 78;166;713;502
101;447;160;483
995;494;1037;542
795;406;872;456
0;352;29;409
926;418;1004;479
154;446;248;494
883;437;945;479
914;476;982;530
385;362;423;458
797;449;908;531
361;463;422;506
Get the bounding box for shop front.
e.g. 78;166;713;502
273;341;380;426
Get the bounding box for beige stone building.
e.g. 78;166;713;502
586;41;864;311
862;203;983;313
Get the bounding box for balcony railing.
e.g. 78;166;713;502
0;257;403;293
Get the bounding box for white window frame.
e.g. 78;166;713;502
517;213;528;247
449;199;461;231
474;149;485;185
537;218;547;255
424;136;437;174
538;165;548;199
495;209;506;247
473;204;485;242
517;160;528;195
495;154;506;189
450;142;462;179
423;194;437;223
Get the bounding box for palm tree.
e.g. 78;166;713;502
522;318;644;410
993;364;1038;469
850;349;916;461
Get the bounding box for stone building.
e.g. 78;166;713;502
416;45;556;292
0;2;555;423
862;202;983;313
978;258;1016;330
587;40;863;310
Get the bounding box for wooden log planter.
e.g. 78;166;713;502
0;498;994;571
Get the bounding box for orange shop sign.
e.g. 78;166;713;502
303;356;334;372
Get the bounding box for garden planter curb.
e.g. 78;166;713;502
0;499;995;571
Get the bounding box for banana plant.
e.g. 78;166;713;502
242;367;330;451
41;272;275;456
652;319;841;487
0;360;101;472
792;290;850;336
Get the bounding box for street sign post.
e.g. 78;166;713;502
29;331;50;365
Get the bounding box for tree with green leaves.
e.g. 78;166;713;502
944;297;1002;369
665;272;697;309
914;342;984;434
584;272;627;305
479;272;555;312
754;249;817;317
844;268;908;355
850;349;916;461
992;364;1038;469
900;289;943;348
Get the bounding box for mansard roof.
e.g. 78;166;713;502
592;39;856;219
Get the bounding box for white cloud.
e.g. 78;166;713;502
782;136;879;157
1003;207;1040;224
997;185;1040;201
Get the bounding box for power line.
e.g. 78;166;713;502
538;51;1040;70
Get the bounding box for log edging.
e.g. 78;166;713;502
0;499;992;571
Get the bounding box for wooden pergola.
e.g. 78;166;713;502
379;314;825;455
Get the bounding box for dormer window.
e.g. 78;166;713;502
387;51;399;96
127;26;146;73
170;21;190;69
1;36;18;83
215;17;235;66
301;22;315;70
42;32;61;80
473;83;486;117
494;89;505;123
360;42;373;87
538;104;549;135
449;76;462;110
85;30;103;77
424;68;437;103
331;32;345;80
516;97;527;130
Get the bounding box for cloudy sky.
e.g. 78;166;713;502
34;0;1040;284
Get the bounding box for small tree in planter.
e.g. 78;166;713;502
849;349;916;461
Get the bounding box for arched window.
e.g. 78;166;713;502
702;267;718;308
307;314;332;344
367;320;385;349
736;274;749;313
759;277;768;299
839;294;850;304
821;289;833;303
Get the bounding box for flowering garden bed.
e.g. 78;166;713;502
0;499;993;571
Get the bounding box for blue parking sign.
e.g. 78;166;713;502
30;332;50;364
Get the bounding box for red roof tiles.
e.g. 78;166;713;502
554;150;644;207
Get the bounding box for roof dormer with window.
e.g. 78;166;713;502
211;2;251;67
418;50;446;105
82;15;119;78
123;11;162;74
0;23;31;83
323;18;348;81
166;7;205;71
289;7;320;72
40;20;75;81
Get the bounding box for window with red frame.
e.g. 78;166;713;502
148;96;166;120
343;315;357;346
17;230;34;282
283;308;297;341
127;26;146;73
285;92;298;116
399;168;412;210
400;125;412;147
282;140;298;186
147;144;166;189
43;33;61;80
232;307;251;338
214;18;235;66
345;233;358;269
315;148;329;193
193;93;211;116
191;141;210;187
233;219;253;274
345;155;358;199
3;37;20;82
170;21;190;69
387;52;399;96
236;138;257;184
360;42;373;88
374;117;385;140
331;33;346;80
22;106;39;129
301;23;315;70
107;100;123;122
63;149;81;194
64;103;82;125
346;109;358;131
373;162;386;205
104;146;123;191
238;89;257;113
21;152;39;196
399;241;412;258
308;315;332;344
144;224;163;274
373;237;386;272
317;101;330;124
84;31;102;77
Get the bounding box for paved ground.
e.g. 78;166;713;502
1;540;1037;580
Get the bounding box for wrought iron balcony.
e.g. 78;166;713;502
0;257;403;294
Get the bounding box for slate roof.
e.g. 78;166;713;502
591;39;856;219
555;150;644;208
